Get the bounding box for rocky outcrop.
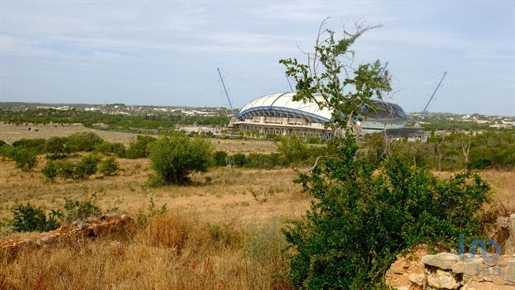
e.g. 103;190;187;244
494;214;515;256
386;248;515;289
387;214;515;289
0;214;136;257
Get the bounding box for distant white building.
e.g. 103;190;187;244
231;92;410;139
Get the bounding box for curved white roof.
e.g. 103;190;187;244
238;92;408;130
238;92;333;122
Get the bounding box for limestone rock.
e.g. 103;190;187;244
408;273;425;286
452;260;482;276
422;253;459;270
427;269;460;289
463;281;515;289
505;259;515;284
0;215;136;256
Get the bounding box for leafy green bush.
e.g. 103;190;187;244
228;153;246;168
61;197;102;224
99;156;119;176
54;159;76;180
12;138;46;154
3;141;40;171
45;136;68;159
74;154;101;179
48;154;100;180
65;132;104;153
12;148;38;171
279;19;492;288
0;144;15;161
213;150;228;167
276;135;310;167
10;203;61;232
244;152;283;169
42;160;58;181
94;141;126;158
149;132;214;185
284;138;491;288
126;135;156;159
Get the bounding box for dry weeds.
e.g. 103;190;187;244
0;153;304;289
0;212;292;290
1;124;514;289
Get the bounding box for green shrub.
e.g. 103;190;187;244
94;141;126;158
12;148;38;171
42;160;58;181
61;197;102;224
284;137;491;289
228;153;246;168
99;156;119;176
276;135;310;167
54;159;76;180
74;154;101;179
10;203;61;232
126;135;156;159
0;144;15;161
244;153;282;169
45;136;68;159
149;132;214;185
213;150;228;167
49;154;100;180
65;132;104;153
12;138;46;154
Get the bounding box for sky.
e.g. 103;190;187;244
0;1;514;116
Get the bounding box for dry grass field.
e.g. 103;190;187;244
0;122;278;152
0;159;307;289
1;122;514;289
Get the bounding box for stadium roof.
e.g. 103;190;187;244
238;92;333;123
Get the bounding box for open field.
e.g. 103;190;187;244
0;158;308;224
1;123;515;289
0;122;279;153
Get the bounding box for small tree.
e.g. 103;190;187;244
66;132;104;153
11;203;61;232
279;18;492;288
42;160;58;181
74;154;101;179
99;156;119;176
149;132;214;185
126;135;156;159
12;148;38;171
45;136;68;159
276;135;310;167
280;18;391;137
213;150;228;167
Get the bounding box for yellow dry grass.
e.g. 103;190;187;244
0;212;293;289
0;122;279;152
0;154;306;289
1;123;515;289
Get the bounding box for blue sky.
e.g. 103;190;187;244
1;1;514;116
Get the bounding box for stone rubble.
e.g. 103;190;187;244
0;214;136;256
386;248;515;289
387;214;515;290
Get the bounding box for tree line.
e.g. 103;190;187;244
361;130;515;171
0;107;230;130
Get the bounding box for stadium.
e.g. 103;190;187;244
231;92;415;139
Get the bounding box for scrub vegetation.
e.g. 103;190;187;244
0;19;512;290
